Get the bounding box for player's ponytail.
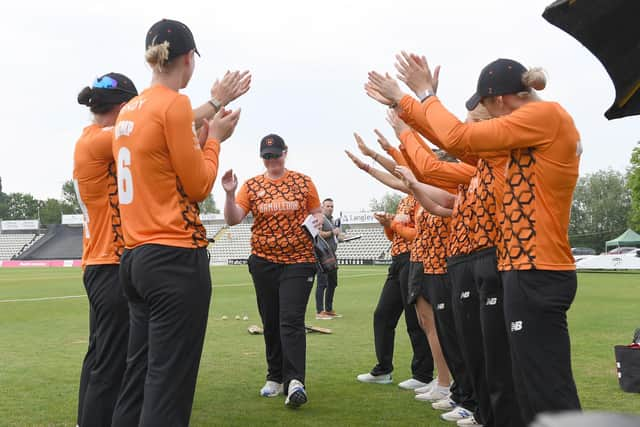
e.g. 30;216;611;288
77;87;93;106
522;67;547;91
517;67;547;101
145;41;171;72
76;86;121;115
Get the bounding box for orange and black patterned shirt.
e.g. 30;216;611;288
448;184;473;257
399;96;580;271
410;206;429;264
384;195;418;256
423;213;451;274
73;124;123;268
113;85;220;249
467;157;507;254
397;103;508;257
236;170;321;264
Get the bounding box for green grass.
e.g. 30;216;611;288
0;267;639;426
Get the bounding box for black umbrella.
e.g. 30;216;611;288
543;0;640;120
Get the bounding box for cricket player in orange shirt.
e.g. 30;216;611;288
367;56;582;425
222;134;323;408
74;72;138;427
111;19;243;427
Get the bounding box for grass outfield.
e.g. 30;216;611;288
0;266;639;426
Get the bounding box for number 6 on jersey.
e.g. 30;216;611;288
117;147;134;205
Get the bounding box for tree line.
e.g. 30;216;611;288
0;179;219;227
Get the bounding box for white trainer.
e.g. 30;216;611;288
356;372;393;384
457;415;483;426
441;406;474;422
432;397;457;411
260;380;284;397
414;377;438;394
285;379;307;408
415;384;450;402
398;378;428;390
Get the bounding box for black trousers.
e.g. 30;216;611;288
448;254;493;426
111;245;212;427
426;272;476;412
77;264;129;427
502;269;581;425
369;254;434;383
472;248;523;427
315;268;338;312
248;255;316;391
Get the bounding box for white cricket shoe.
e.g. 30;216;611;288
432;397;457;411
415;384;450;402
441;406;474;422
414;377;438;394
398;378;428;390
356;372;393;384
260;380;284;397
285;379;307;408
457;415;483;426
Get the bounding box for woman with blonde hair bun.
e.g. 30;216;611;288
111;19;245;426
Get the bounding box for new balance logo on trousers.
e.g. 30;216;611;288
486;297;498;306
510;321;523;332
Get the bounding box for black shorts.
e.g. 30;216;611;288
407;261;428;305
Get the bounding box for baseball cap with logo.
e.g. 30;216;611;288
260;134;287;157
465;58;528;110
145;19;200;61
78;72;138;108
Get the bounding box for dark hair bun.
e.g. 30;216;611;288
77;86;93;106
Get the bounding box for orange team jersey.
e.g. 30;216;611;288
397;100;508;256
396;130;476;187
73;124;124;268
423;213;451;274
399;96;581;271
448;184;473;257
467;157;507;253
112;85;220;249
236;170;321;264
410;206;429;264
391;130;473;258
384;195;418;256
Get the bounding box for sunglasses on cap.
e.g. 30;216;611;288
261;153;283;160
92;76;137;95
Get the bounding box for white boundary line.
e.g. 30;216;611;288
0;272;385;303
0;295;85;303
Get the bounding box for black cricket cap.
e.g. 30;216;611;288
466;58;528;110
145;19;200;61
78;72;138;107
260;134;287;157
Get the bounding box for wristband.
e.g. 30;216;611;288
419;90;434;103
208;97;222;111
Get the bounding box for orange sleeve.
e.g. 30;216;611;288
235;181;251;212
410;129;478;166
399;95;558;156
383;225;394;241
390;221;417;241
398;129;475;185
384;146;409;167
165;95;220;202
397;145;454;189
306;179;321;211
91;129;115;161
